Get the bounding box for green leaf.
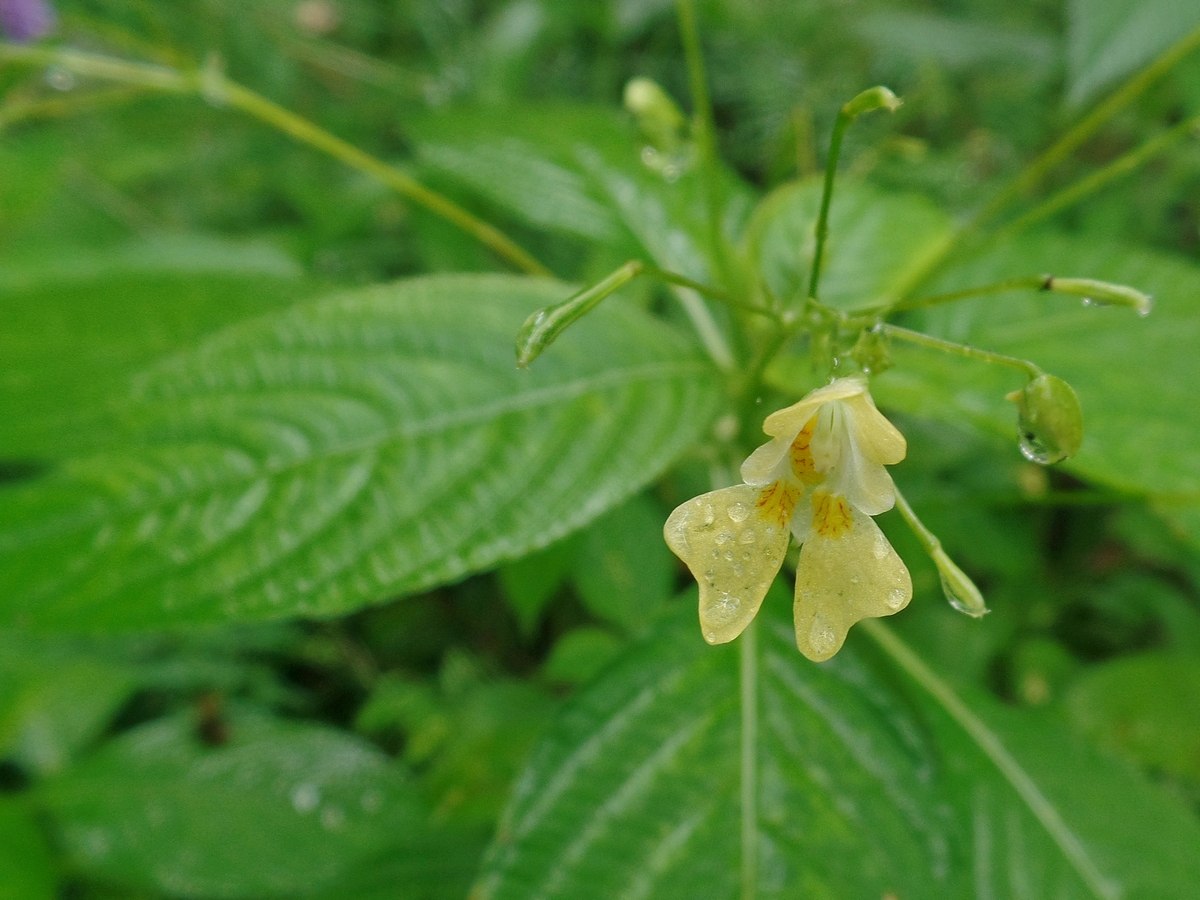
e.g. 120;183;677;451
0;799;57;900
0;274;721;628
0;239;309;460
38;710;425;899
476;594;1200;898
571;493;675;634
876;231;1200;506
1066;0;1200;108
411;105;630;243
1064;652;1200;786
409;103;755;282
745;179;952;311
0;631;138;776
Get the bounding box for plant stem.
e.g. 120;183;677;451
808;113;848;302
738;617;759;900
893;275;1050;312
808;87;900;303
0;43;551;276
877;323;1041;378
861;621;1119;899
996;112;1200;240
675;0;728;281
890;24;1200;299
966;25;1200;234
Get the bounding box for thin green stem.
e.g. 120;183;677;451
675;0;728;282
893;24;1200;299
738;619;759;900
808;87;900;303
878;323;1041;378
892;483;987;616
808;113;848;301
893;276;1050;312
861;621;1119;899
0;43;550;276
996;112;1200;241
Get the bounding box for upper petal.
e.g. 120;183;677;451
740;434;792;486
760;375;868;439
791;505;912;661
842;392;906;465
664;484;792;645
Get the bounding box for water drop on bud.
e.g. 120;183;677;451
1008;373;1083;465
932;547;988;617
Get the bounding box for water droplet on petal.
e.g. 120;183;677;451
727;502;750;523
886;587;908;609
809;619;836;655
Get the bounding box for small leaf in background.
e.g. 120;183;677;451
476;593;1200;898
0;632;137;777
540;627;625;686
1066;0;1200;108
356;654;556;828
1064;653;1200;790
497;538;579;638
0;799;57;900
0;274;722;629
39;710;426;899
571;492;675;635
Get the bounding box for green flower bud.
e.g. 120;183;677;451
623;77;687;152
1007;373;1083;465
931;546;988;618
840;85;902;119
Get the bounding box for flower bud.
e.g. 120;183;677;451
623;77;687;152
1007;373;1083;465
931;546;988;617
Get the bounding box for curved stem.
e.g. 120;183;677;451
0;43;551;276
877;323;1042;378
996;112;1200;241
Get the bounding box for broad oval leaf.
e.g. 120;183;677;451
0;274;721;628
476;594;1200;899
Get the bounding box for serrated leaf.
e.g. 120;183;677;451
38;711;424;898
476;594;1200;898
0;274;721;628
1066;0;1200;108
745;179;953;311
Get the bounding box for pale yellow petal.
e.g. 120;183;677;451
664;484;792;644
760;375;867;438
843;392;906;465
792;504;912;661
740;434;791;486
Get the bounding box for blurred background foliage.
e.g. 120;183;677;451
2;0;1200;897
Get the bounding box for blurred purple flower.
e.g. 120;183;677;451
0;0;55;42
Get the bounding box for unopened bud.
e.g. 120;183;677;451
1007;373;1083;465
841;86;902;120
931;546;988;617
623;77;686;151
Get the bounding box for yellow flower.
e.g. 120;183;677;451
664;375;912;661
